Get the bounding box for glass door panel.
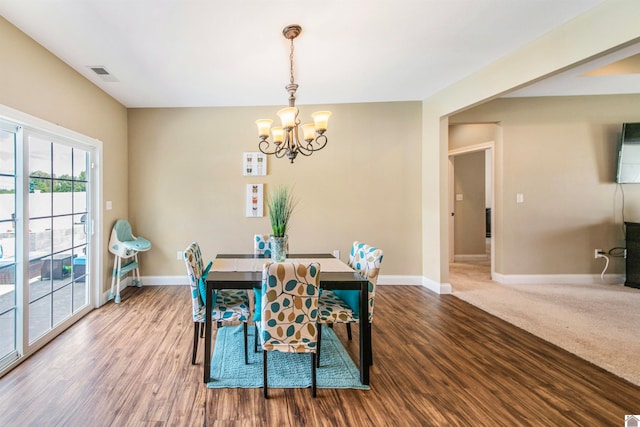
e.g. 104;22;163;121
0;128;16;362
28;135;90;344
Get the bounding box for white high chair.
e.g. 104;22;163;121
108;219;151;303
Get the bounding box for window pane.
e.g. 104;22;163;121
53;285;72;327
52;143;72;179
0;129;15;175
73;280;88;311
29;180;52;218
72;246;87;283
0;176;15;224
53;180;73;216
73;215;88;248
73;149;88;181
29;218;52;258
52;216;73;254
29;136;51;176
73;182;87;211
0;263;15;313
29;294;51;343
0;310;15;357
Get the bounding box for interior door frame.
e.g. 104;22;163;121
448;141;495;279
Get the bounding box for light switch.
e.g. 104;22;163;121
516;193;524;204
456;194;464;201
106;200;113;210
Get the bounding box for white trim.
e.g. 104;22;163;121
492;273;626;285
0;104;100;147
100;276;133;305
422;277;452;294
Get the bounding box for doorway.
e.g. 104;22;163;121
448;142;495;279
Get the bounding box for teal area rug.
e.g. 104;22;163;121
207;324;369;390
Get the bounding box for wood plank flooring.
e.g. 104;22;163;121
0;284;638;426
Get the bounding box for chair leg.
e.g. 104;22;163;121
346;323;352;340
369;323;373;366
254;325;259;353
316;324;322;367
263;350;268;399
191;323;200;365
109;256;117;300
311;352;317;398
243;322;248;365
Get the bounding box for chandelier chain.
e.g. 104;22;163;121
289;38;295;86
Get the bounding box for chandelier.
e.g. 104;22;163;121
255;25;331;163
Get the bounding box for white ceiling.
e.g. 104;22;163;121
2;0;636;109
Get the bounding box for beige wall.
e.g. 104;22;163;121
127;101;422;277
421;0;640;285
0;16;128;292
452;95;640;275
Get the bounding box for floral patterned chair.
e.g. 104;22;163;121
252;234;291;351
259;261;321;398
254;234;272;257
183;242;250;365
317;241;383;366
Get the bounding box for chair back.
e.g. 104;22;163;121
254;234;272;257
108;219;136;257
254;233;290;257
260;262;321;353
183;242;208;322
348;241;384;321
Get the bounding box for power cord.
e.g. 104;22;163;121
596;253;610;281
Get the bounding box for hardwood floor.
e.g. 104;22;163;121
0;284;638;426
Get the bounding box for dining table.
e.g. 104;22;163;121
204;253;371;385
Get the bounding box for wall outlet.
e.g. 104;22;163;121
594;249;603;259
332;249;340;259
177;251;182;260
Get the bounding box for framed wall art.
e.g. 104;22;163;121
243;152;266;176
246;183;264;217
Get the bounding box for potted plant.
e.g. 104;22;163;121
267;185;297;262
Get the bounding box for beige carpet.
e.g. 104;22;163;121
449;261;640;386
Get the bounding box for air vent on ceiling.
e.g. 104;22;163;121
87;65;119;82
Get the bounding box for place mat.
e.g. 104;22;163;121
212;257;353;273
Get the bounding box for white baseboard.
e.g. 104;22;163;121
492;273;626;285
140;274;453;294
99;276;133;306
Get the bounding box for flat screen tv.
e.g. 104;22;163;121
616;122;640;183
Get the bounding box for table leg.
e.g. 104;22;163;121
204;282;212;383
359;279;370;385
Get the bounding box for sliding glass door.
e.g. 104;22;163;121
0;111;99;374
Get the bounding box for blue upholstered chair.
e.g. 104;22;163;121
183;242;250;365
317;241;383;366
259;261;321;398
